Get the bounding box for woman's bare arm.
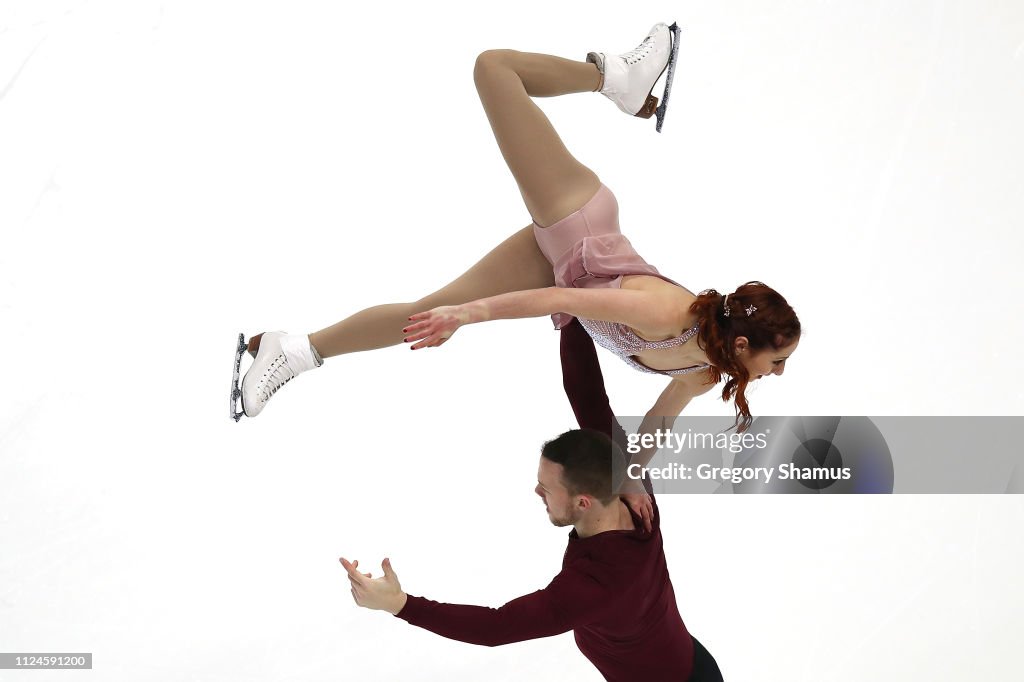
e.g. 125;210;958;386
630;373;716;469
404;286;681;349
616;374;714;527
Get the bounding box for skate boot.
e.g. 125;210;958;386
587;21;682;132
229;331;322;420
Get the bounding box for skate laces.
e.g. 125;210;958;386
622;35;655;65
256;354;296;404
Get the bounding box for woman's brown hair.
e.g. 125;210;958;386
690;281;801;432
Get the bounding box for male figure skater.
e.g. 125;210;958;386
339;320;723;681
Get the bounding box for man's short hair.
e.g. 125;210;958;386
541;429;627;505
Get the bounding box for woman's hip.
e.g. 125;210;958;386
532;183;621;266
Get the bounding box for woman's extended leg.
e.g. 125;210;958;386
472;49;603;228
307;224;554;358
239;223;554;417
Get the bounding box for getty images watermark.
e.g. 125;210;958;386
624;428;851;484
611;416;1024;494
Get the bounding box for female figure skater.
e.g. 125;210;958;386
231;21;801;431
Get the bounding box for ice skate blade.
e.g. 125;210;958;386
655;22;681;133
230;332;246;421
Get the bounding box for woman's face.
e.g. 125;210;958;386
736;336;800;380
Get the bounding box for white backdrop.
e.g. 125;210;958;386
2;1;1023;680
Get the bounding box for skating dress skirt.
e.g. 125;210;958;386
532;184;711;377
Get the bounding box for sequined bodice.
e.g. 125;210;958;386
578;317;710;376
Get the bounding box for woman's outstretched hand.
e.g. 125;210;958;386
403;305;474;350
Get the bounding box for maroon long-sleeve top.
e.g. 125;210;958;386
394;318;694;680
396;487;693;680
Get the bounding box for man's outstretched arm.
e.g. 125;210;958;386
340;557;606;647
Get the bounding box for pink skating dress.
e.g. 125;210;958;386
532;184;711;377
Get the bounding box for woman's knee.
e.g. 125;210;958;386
473;49;518;85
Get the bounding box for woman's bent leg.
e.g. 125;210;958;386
307;48;608;358
308;225;553;358
474;49;603;228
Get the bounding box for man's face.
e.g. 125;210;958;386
535;457;578;527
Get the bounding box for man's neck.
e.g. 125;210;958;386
574;498;636;538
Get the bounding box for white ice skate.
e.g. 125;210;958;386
587;22;682;132
229;331;322;420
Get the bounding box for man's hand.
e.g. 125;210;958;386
622;492;654;533
339;557;408;615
